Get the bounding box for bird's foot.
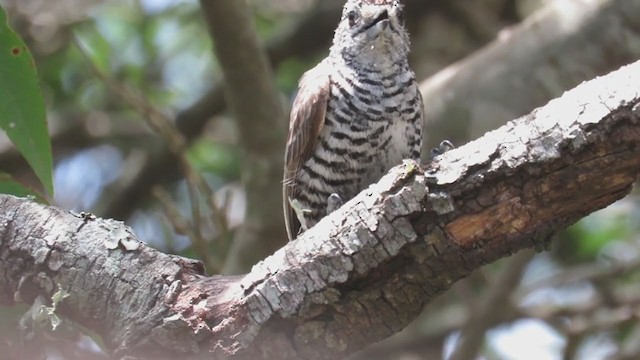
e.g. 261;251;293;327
326;193;343;214
289;198;311;231
430;140;455;158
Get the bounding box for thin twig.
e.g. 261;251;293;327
153;186;219;271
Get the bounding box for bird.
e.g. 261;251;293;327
283;0;424;241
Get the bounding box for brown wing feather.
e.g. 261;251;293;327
283;61;331;241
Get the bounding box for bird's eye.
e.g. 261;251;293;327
347;10;358;27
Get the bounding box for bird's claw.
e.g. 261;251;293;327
326;193;343;214
430;140;455;158
289;198;311;230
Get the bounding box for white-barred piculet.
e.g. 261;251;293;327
283;0;424;240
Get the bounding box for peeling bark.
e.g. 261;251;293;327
1;61;640;359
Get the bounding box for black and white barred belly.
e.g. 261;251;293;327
294;60;423;227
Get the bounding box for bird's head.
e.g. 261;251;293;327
330;0;410;65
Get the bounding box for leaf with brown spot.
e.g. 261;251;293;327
0;6;53;195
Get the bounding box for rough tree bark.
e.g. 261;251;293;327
1;60;639;359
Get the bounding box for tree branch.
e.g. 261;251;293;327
421;0;640;150
1;60;639;359
198;0;289;274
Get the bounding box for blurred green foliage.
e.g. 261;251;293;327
555;203;638;264
187;140;241;181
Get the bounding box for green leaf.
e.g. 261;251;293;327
0;7;53;195
0;173;47;202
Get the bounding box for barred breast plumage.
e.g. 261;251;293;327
283;0;423;240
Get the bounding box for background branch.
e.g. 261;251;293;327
199;0;288;274
421;0;640;151
449;250;535;360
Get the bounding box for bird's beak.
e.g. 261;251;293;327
365;9;390;38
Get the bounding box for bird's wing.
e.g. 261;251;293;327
283;61;331;241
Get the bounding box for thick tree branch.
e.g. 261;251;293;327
1;61;639;359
